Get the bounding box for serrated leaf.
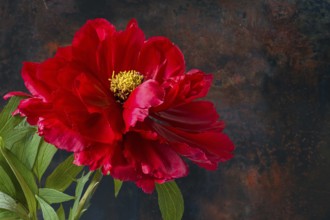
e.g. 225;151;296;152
46;155;83;192
35;195;59;220
69;172;92;220
0;166;16;198
156;181;184;220
0;97;24;136
113;178;123;198
39;188;74;204
33;140;57;182
0;144;38;219
0;192;28;220
56;204;65;220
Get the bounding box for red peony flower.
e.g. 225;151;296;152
6;19;234;193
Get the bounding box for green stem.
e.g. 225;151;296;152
74;170;103;220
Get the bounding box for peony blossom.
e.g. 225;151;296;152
6;19;234;193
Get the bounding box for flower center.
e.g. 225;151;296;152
109;70;144;102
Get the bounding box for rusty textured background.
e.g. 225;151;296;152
1;0;330;219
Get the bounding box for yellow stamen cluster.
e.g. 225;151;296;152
109;70;144;102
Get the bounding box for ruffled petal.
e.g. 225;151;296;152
122;133;188;193
101;19;145;76
74;142;118;171
16;98;51;125
38;117;88;152
72;18;116;79
16;96;89;152
153;101;224;132
21;62;50;100
137;37;185;82
154;70;213;111
169;142;218;170
123;79;164;131
150;120;234;168
21;51;74;101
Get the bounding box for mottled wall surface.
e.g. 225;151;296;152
1;0;330;219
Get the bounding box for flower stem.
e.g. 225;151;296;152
74;169;103;220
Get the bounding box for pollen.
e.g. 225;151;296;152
109;70;144;102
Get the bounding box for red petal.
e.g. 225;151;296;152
22;52;74;101
55;46;72;60
136;179;155;193
154;70;213;111
56;64;81;91
38;117;88;152
4;91;31;100
169;142;218;170
101;19;145;76
72;18;115;78
73;112;122;144
21;62;50;99
74;73;111;113
150;120;234;166
123;133;188;193
153;101;224;132
74;142;117;171
16;95;89;152
137;37;185;82
16;98;51;125
123;79;164;131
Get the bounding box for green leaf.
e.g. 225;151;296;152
0;209;21;220
33;140;57;182
69;172;92;220
56;204;65;220
46;155;83;192
0;166;16;198
39;188;74;204
0;192;28;220
9;131;40;170
0;97;24;136
3;123;35;151
0;144;38;219
113;178;123;198
156;181;184;220
35;195;59;220
0;137;25;204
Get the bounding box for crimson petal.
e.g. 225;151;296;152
101;19;145;75
55;46;72;60
137;37;185;82
123;133;188;193
74;73;111;113
16;98;51;125
72;18;115;79
123;79;164;131
151;121;234;167
154;70;213;111
38;117;88;152
153;101;224;132
21;62;50;100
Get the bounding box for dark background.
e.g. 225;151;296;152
1;0;330;219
